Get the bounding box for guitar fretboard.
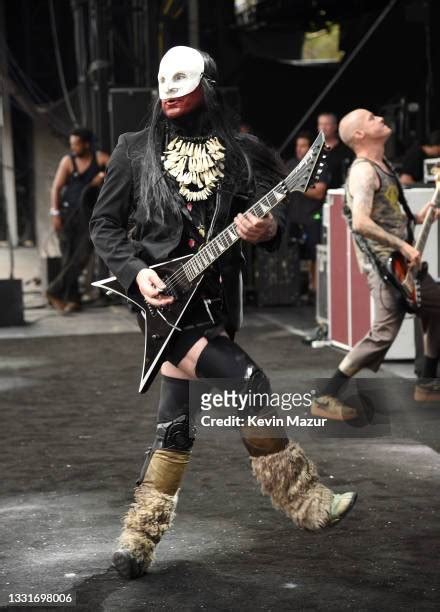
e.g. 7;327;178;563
414;183;440;256
177;132;326;284
183;183;287;281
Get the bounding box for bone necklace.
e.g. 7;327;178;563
162;135;225;201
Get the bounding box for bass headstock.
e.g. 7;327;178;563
431;165;440;207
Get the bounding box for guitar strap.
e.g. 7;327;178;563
343;204;394;284
382;157;415;245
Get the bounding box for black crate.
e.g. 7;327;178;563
254;238;301;306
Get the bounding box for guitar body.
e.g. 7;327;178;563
93;254;203;394
386;251;427;313
385;171;440;313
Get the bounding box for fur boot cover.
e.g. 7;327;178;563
251;441;333;530
118;482;177;570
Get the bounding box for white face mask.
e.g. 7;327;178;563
158;46;204;101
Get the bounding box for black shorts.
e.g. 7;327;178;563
165;322;225;367
135;295;227;368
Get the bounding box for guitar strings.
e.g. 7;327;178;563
165;155;318;291
164;156;318;292
163;153;320;292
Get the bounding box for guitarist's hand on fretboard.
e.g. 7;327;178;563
234;212;277;244
136;268;175;307
415;202;440;225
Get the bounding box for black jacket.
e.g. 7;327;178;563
90;128;287;332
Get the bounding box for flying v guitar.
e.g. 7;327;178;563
92;131;327;393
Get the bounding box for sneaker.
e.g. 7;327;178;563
46;291;67;313
302;324;327;346
414;379;440;402
328;492;357;526
311;395;358;421
63;301;81;314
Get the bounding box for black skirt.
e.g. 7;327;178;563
164;295;226;366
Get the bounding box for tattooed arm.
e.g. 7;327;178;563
349;161;420;265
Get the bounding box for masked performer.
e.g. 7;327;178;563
90;46;357;580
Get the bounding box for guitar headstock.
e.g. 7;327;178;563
284;131;328;194
307;147;330;190
431;166;440;207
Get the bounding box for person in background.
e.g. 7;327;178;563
287;131;330;300
399;130;440;185
47;128;109;313
317;112;354;188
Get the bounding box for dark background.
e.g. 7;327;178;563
2;0;440;241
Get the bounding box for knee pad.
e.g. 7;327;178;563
156;414;195;452
155;376;196;452
194;336;288;457
195;335;272;398
137;376;195;485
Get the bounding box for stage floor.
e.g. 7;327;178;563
1;309;439;610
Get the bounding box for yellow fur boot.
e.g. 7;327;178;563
250;441;356;530
113;449;190;579
240;416;356;531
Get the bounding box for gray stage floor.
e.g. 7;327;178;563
0;299;439;611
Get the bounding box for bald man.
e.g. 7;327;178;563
312;109;440;420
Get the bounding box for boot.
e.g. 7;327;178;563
250;441;356;530
113;449;190;579
311;395;358;421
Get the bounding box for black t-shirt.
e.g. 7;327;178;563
171;193;222;302
285;157;330;224
62;154;101;208
401;145;426;182
324;141;354;188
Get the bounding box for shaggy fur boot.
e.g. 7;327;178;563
113;449;190;579
251;441;355;530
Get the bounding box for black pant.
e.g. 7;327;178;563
48;188;98;302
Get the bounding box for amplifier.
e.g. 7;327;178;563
108;88;157;150
0;279;24;326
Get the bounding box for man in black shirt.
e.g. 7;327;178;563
48;128;109;313
317;112;354;188
286;131;330;296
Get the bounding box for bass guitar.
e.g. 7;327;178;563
93;131;327;393
386;170;440;312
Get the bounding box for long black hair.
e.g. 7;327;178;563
137;50;250;223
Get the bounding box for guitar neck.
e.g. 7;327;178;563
183;182;287;281
181;132;326;283
414;183;440;256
